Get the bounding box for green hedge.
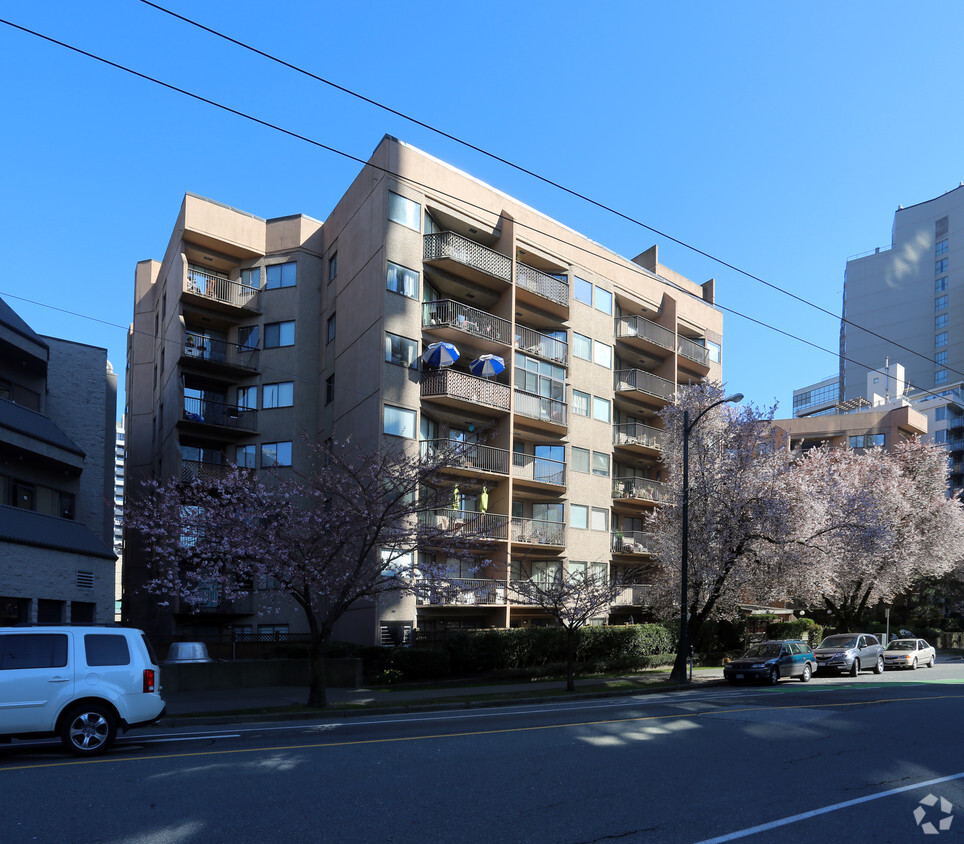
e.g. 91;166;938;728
765;618;824;647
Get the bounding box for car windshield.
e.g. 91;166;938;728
886;640;914;651
818;635;857;649
744;644;781;658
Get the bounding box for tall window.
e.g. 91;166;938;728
265;263;296;289
236;444;256;468
937;277;948;293
574;277;593;305
237;386;257;410
936;295;949;311
384;405;416;438
385;333;418;367
594;286;612;315
325;374;334;405
936;313;948;330
388;192;420;230
937;350;948;365
261;442;292;467
263;382;293;408
265;321;295;347
590;507;609;531
238;325;259;350
936;369;949;385
572;390;590;417
592;396;611;423
387;262;419;299
327;313;336;344
936;239;949;256
936;258;949;274
241;267;260;288
572;447;590;474
328;252;338;283
573;333;591;361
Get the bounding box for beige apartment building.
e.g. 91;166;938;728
124;136;723;645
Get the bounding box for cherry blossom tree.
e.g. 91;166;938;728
126;439;482;707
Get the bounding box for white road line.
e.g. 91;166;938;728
695;771;964;843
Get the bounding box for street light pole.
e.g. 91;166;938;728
674;392;743;683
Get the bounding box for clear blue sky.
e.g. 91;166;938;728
2;1;963;419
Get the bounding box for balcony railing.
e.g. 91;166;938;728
512;452;566;486
513;390;567;426
614;369;676;402
422;300;511;345
613;477;669;503
612;583;654;606
611;531;651;554
183;396;257;432
184;333;260;371
416;578;507;606
511;517;565;546
678;336;710;366
613;422;663;451
615;315;675;350
419;439;510;475
180;460;230;483
420;509;509;541
515;262;569;307
421;369;511;412
423;231;512;282
185;268;261;311
514;325;568;366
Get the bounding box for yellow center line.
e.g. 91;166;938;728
3;691;962;773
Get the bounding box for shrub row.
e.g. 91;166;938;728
765;618;824;647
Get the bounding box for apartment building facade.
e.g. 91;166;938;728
124;136;723;644
0;297;117;624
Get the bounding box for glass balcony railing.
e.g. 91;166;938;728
513;390;567;426
512;452;566;486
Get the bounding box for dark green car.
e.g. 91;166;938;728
724;640;816;685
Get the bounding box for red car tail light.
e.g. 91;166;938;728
143;668;156;693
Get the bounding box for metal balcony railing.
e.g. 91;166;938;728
612;583;654;605
185;268;261;311
419;439;510;475
613;422;664;451
511;517;565;546
614;369;676;401
611;531;651;554
514;325;568;366
422;300;511;345
183;396;257;431
184;332;260;371
512;452;566;486
416;578;507;606
180;460;230;483
615;315;674;350
421;369;511;412
423;232;512;282
513;390;567;426
515;262;569;307
420;509;509;541
678;336;710;366
613;477;669;503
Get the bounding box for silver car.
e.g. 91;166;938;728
814;633;884;676
883;638;936;670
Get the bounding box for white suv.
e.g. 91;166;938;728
0;626;166;756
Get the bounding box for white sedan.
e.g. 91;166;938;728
883;638;936;670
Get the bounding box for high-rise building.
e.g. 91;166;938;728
124;136;724;644
114;422;125;620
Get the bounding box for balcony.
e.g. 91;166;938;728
511;517;565;547
513;390;567;429
678;335;710;369
416;578;507;606
184;268;261;313
613;422;663;454
611;531;651;555
423;231;512;289
612;477;669;504
422;300;511;348
420;439;510;476
420;509;509;542
512;452;566;487
612;583;654;606
182;333;260;373
614;369;675;406
180;460;231;483
615;315;675;356
421;369;510;413
514;325;568;366
181;397;257;433
515;262;569;313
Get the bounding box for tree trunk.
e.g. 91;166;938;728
566;628;577;692
306;637;328;708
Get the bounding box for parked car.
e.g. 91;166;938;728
814;633;884;676
724;640;816;685
883;638;936;670
0;626;166;756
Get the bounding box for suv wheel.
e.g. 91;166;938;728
768;667;780;685
849;659;860;677
60;703;117;757
800;663;812;683
874;655;885;675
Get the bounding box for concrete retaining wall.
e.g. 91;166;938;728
161;658;362;693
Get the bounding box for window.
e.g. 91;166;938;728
325;374;334;405
574;277;593;305
385;333;418;367
258;624;289;636
703;339;722;363
572;390;590;417
937;277;948;293
263;382;294;408
936;405;948;421
936;369;949;385
387;261;419;299
328;252;338;283
573;332;591;361
327;313;336;344
937;239;949;256
591;507;609;531
388;191;420;230
593;341;612;368
0;634;67;669
937;295;949;311
264;321;295;347
238;325;259;350
572;447;590;474
937;351;948;366
261;441;292;467
936;332;948;348
236;445;256;468
592;396;611;422
237;386;257;410
570;504;588;530
265;262;296;289
514;352;565;402
936;313;948;330
936;258;949;274
241;267;260;288
594;286;612;315
384;405;416;438
84;634;130;666
592;451;611;477
850;434;885;448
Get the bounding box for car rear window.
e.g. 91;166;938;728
0;634;68;669
84;634;131;666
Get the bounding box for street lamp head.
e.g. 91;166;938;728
724;393;744;404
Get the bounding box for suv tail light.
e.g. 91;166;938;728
143;668;156;693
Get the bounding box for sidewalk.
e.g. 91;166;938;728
159;668;726;726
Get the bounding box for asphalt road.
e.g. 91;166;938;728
3;661;964;843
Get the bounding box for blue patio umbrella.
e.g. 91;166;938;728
469;354;505;378
422;341;459;368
